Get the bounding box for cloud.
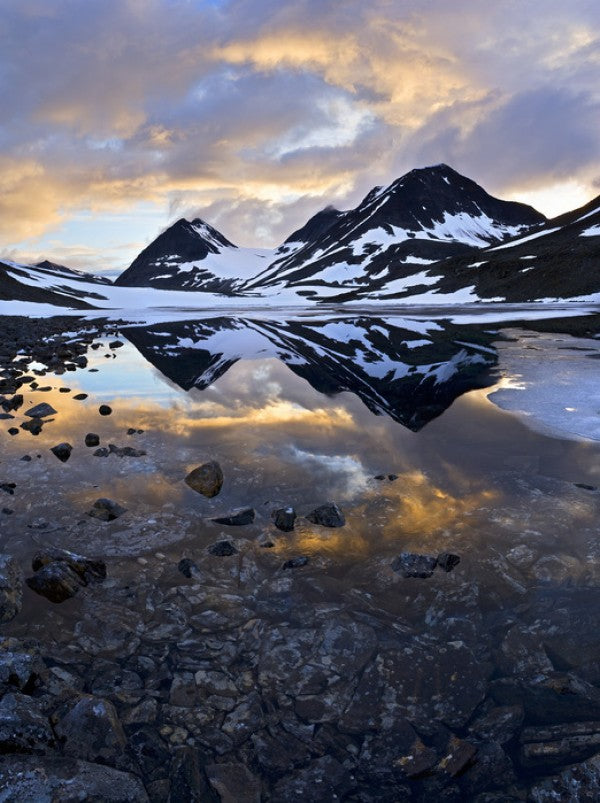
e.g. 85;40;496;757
0;0;598;266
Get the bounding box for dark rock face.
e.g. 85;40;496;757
0;554;22;623
272;507;297;532
208;540;238;557
0;756;149;802
306;502;345;528
24;402;56;418
184;461;223;498
528;753;600;801
211;507;255;526
392;552;438;578
50;442;73;462
54;696;130;770
88;498;127;522
0;692;55;753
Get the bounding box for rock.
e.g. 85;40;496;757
26;561;81;602
359;721;436;784
20;455;31;461
272;507;297;532
205;762;261;803
211;508;255;526
520;721;600;769
282;556;309;570
374;474;386;480
528;752;600;801
50;442;73;462
257;533;276;548
24;402;56;418
184;461;223;498
208;540;238;557
0;692;55;753
109;340;124;349
169;746;213;802
0;554;22;623
73;392;88;400
88;497;127;522
438;735;478;777
469;704;524;745
85;432;100;447
0;756;149;802
271;756;354;802
20;419;43;435
54;695;130;771
2;508;13;515
574;482;596;491
0;483;16;495
306;502;345;527
0;639;47;695
108;444;147;458
1;393;23;411
437;552;461;572
392;552;438;578
490;673;600;725
32;548;106;584
99;404;113;416
7;427;18;436
93;447;110;457
388;473;398;481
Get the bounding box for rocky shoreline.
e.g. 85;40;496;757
1;315;600;800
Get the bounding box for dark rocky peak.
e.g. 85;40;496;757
283;206;344;245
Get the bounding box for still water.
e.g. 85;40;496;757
2;310;600;799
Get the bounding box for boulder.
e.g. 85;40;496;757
99;404;113;416
392;552;438;578
211;508;255;526
85;433;100;447
88;498;126;522
306;502;345;528
24;402;56;418
54;695;130;771
184;461;223;498
272;507;297;532
26;562;81;603
50;442;73;462
0;692;55;753
208;540;238;557
0;554;22;623
32;548;106;584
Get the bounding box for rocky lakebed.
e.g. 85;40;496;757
1;312;600;801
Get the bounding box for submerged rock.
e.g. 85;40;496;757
282;556;309;570
107;444;146;458
272;507;297;532
184;461;223;498
208;540;238;557
54;696;130;770
20;419;43;435
88;498;126;522
211;507;255;526
528;752;600;801
0;554;22;623
392;552;438;578
306;502;345;528
85;433;100;447
0;692;55;754
24;402;56;418
437;552;461;572
50;442;73;462
32;548;106;584
206;762;261;803
26;562;81;603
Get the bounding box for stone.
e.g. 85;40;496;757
169;746;213;802
88;497;127;522
177;558;199;578
257;533;276;548
306;502;345;527
50;442;73;462
184;461;223;498
85;432;100;447
7;427;18;436
205;762;261;803
392;552;438;578
0;756;149;802
272;506;297;532
73;392;88;400
0;639;46;695
469;705;524;744
528;752;600;801
437;552;461;572
1;393;23;411
438;735;478;777
211;507;255;526
282;556;309;570
520;721;600;769
271;756;354;802
109;340;124;348
490;673;600;725
0;692;55;753
99;404;113;416
93;447;110;457
20;419;43;435
24;402;56;418
54;695;130;771
108;444;147;458
0;483;16;495
26;561;81;602
208;540;238;557
32;548;106;584
0;554;22;623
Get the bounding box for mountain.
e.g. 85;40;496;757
422;193;600;303
115;164;547;301
0;259;114;309
123;315;499;431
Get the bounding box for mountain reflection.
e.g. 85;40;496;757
123;315;499;430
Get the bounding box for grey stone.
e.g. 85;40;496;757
306;502;345;527
88;497;127;522
85;432;100;447
24;402;56;418
208;540;238;556
520;721;600;769
205;762;261;803
26;561;81;603
392;552;438;578
50;442;72;462
0;692;55;753
99;404;113;415
32;548;106;584
437;552;461;572
528;752;600;801
54;695;130;771
0;554;22;623
282;556;309;570
211;508;255;526
272;507;297;532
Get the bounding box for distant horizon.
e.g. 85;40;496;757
1;1;598;274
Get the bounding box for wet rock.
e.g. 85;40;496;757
99;404;113;416
26;561;81;602
184;461;223;498
528;752;600;801
205;762;261;802
469;705;524;745
490;672;600;724
282;556;309;570
108;443;147;458
2;508;13;515
85;432;100;447
0;692;55;753
0;756;149;802
0;413;14;419
374;474;386;480
54;695;130;771
0;638;46;695
438;735;478;777
93;447;110;457
457;742;515;799
32;548;106;584
505;544;537;569
437;552;461;572
1;393;23;411
24;402;56;418
0;554;22;623
109;340;124;349
392;552;438;578
388;473;398;481
88;497;127;522
169;746;213;802
127;427;144;435
520;721;600;769
20;419;43;435
0;483;16;495
50;441;73;462
257;532;276;548
272;506;297;532
306;502;345;527
177;558;199;578
208;540;238;557
574;482;597;491
121;699;158;728
211;507;255;526
73;392;88;400
20;454;31;461
271;755;354;802
250;727;312;776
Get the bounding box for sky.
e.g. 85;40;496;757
0;0;598;277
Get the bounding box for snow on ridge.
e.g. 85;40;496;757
581;224;600;237
489;226;561;251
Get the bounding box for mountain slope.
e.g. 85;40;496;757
0;260;113;309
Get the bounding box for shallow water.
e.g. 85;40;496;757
2;309;600;798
